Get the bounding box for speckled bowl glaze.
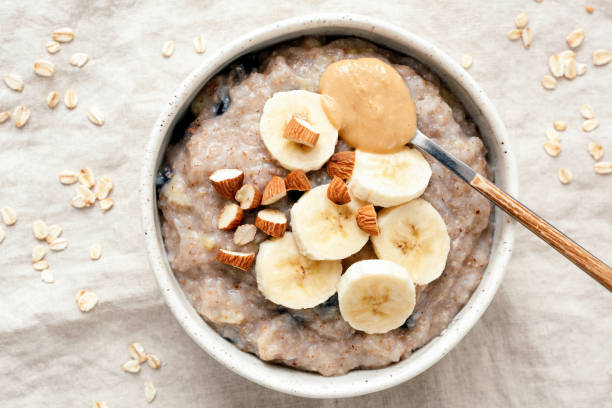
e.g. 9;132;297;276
140;14;517;399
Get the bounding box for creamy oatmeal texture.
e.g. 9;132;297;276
158;37;492;376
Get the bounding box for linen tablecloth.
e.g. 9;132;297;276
1;1;610;406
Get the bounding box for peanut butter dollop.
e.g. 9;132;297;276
319;58;417;153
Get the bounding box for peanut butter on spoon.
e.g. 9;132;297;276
319;58;417;153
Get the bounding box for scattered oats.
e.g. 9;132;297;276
514;12;529;29
193;35;206;54
587;142;604;161
534;0;541;3
33;260;49;271
89;243;102;260
13;105;30;128
46;224;62;243
76;185;96;206
582;119;599;132
129;343;148;363
76;290;98;312
100;198;114;212
1;206;17;226
521;27;533;49
563;58;577;80
461;53;472;69
75;289;86;301
46;41;60;54
93;401;108;408
0;111;9;124
144;381;156;403
64;89;78;109
47;91;60;108
32;244;47;262
59;170;78;185
541;75;556;90
579;104;594;119
41;269;55;283
548;55;564;78
508;29;522;41
94;177;113;200
69;53;89;68
146;354;161;369
122;359;141;373
558;168;572;184
49;237;68;251
553;121;567;131
161;40;175;57
78;167;95;188
34;59;55;77
577;63;587;76
592;49;611;66
559;50;576;64
33;219;48;240
546;128;560;143
0;228;5;244
203;235;216;250
87;107;104;126
52;27;74;43
585;5;594;13
566;29;585;48
594;162;612;175
72;195;87;209
544;140;561;157
3;73;24;92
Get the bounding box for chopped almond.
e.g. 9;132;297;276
327;177;351;205
326;151;355;180
283;116;319;147
261;176;286;205
217;203;243;230
233;224;257;246
216;248;254;271
356;204;379;235
255;209;287;238
235;184;262;210
209;169;244;200
284;170;311;191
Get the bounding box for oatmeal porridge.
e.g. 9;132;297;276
158;37;492;376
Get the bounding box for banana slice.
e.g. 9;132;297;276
371;199;450;285
348;147;431;207
338;259;416;334
255;232;342;309
290;184;369;260
260;90;338;171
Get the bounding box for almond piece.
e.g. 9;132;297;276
566;29;585;49
284;170;311;191
233;224;257;246
261;176;286;205
216;248;255;271
283;116;320;147
209;169;244;200
217;203;243;230
356;204;379;235
235;184;261;210
326;151;355;179
255;209;287;238
327;176;351;205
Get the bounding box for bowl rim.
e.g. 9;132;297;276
139;13;517;399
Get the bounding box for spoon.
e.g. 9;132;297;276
410;129;612;291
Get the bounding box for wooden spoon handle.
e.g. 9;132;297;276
471;174;612;291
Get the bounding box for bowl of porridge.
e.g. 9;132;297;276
140;14;517;398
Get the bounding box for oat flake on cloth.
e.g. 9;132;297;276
0;1;610;406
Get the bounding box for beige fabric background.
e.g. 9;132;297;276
1;0;611;406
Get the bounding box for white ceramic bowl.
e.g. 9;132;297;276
140;14;517;399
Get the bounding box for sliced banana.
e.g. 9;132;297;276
371;199;450;285
255;232;342;309
348;147;431;207
290;184;369;260
338;259;416;334
259;90;338;172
